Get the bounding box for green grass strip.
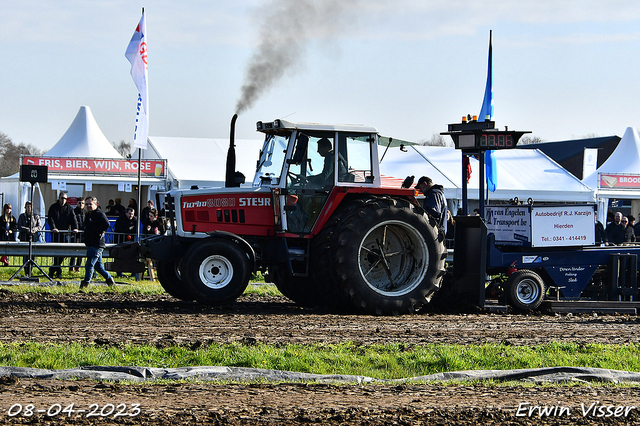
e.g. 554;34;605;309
1;342;639;380
0;261;269;287
0;282;279;297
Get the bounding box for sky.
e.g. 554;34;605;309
2;0;640;153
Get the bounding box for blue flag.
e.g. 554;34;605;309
479;31;493;123
479;31;496;192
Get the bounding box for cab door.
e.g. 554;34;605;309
282;132;335;233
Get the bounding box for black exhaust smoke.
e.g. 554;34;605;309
234;0;360;115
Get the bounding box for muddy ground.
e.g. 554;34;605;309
2;289;640;424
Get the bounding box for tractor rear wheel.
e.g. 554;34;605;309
157;259;194;301
181;240;250;305
270;265;328;308
331;198;446;315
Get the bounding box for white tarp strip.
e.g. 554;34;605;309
1;366;638;384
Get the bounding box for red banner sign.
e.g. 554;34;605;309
599;174;640;189
22;156;166;178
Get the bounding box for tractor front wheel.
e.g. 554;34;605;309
181;240;250;305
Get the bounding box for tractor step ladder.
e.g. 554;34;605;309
284;238;310;277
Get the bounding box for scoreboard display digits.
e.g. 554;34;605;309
478;133;515;148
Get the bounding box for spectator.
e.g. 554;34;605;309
143;208;165;236
621;216;636;243
114;207;138;278
17;201;42;274
69;199;86;273
628;215;636;227
127;198;138;216
110;198;126;218
104;199;115;215
628;215;636;237
595;217;608;246
634;213;640;238
141;200;154;226
610;215;635;245
17;201;41;242
47;192;78;278
605;211;622;242
80;196;115;289
415;176;448;234
0;203;17;265
115;207;138;243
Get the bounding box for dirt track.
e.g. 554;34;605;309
2;290;640;425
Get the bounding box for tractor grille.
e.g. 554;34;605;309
184;209;246;224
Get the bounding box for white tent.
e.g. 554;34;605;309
44;106;123;158
0;106;163;220
582;127;640;223
145;136;263;190
379;145;596;212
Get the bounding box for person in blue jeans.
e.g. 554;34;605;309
80;196;115;289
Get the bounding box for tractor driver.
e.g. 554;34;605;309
307;138;347;187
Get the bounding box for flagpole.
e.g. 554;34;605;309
137;6;144;244
136;147;141;244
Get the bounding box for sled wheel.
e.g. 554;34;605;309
181;240;250;305
332;198;446;315
506;269;546;312
157;259;194;301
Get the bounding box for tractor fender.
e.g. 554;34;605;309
204;231;257;273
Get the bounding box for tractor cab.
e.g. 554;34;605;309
254;119;381;234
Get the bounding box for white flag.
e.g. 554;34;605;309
125;11;148;150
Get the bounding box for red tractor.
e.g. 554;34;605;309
128;116;446;315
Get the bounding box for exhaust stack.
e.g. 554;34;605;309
225;114;245;188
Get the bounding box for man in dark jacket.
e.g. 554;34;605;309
415;176;448;234
80;196;115;289
47;192;78;278
111;198;126;218
17;201;41;275
113;207;138;277
141;200;154;227
610;216;636;245
114;207;138;244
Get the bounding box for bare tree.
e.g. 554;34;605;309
419;133;452;147
518;135;546;145
0;132;44;177
112;140;132;158
581;133;600;139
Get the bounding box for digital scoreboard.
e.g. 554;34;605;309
441;118;530;151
